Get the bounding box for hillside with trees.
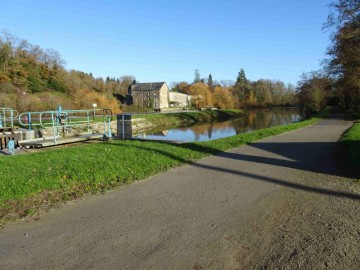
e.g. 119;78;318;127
0;30;127;113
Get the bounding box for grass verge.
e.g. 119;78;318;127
0;109;326;225
340;117;360;170
133;109;245;128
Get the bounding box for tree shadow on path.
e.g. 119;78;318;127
114;141;360;201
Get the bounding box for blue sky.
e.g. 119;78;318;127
1;0;331;86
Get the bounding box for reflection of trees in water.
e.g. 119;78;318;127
190;121;235;139
164;108;305;139
232;108;304;134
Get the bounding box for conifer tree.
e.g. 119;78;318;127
208;74;214;91
193;69;200;84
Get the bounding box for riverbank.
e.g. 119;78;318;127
131;109;245;133
0;109;327;226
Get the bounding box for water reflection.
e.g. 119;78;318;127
134;108;306;142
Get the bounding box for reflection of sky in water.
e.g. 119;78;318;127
135;125;238;142
133;108;305;142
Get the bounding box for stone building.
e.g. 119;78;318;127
128;80;169;111
128;80;191;111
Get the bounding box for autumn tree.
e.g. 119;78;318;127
188;83;213;109
212;86;235;109
325;0;360;111
172;81;190;94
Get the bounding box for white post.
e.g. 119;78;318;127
92;103;97;119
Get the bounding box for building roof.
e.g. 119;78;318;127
133;82;166;91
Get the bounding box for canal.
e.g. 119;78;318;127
133;107;306;142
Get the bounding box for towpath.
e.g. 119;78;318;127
1;114;359;269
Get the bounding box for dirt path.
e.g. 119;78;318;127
0;115;359;269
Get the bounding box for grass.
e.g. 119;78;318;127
133;109;245;128
340;117;360;168
0;108;326;223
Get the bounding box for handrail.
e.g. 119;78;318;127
18;108;113;143
18;108;111;128
0;108;19;128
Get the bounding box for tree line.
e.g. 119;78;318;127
0;29;298;113
171;69;297;110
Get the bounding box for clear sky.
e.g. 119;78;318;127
1;0;331;86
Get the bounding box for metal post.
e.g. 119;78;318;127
52;112;57;145
107;116;112;138
10;109;14;128
28;113;32;139
122;114;125;139
87;112;90;133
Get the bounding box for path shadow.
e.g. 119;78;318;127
112;141;360;201
218;141;357;178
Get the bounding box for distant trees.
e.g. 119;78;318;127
171;70;297;110
0;30;302;113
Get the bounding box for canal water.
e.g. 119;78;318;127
133;107;306;142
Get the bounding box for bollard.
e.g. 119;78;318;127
7;139;15;155
117;114;132;139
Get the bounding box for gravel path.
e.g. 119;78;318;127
0;114;359;269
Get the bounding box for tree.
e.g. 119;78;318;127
234;68;251;104
172;81;190;94
245;91;257;106
297;71;332;111
325;0;360;110
188;83;213;109
207;74;214;91
212;86;235;109
193;69;200;83
252;79;273;106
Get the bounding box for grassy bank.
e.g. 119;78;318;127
0;109;326;224
134;109;245;128
340;118;360;170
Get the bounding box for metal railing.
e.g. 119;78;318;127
18;107;113;145
0;108;19;129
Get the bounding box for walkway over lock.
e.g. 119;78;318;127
17;107;113;148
